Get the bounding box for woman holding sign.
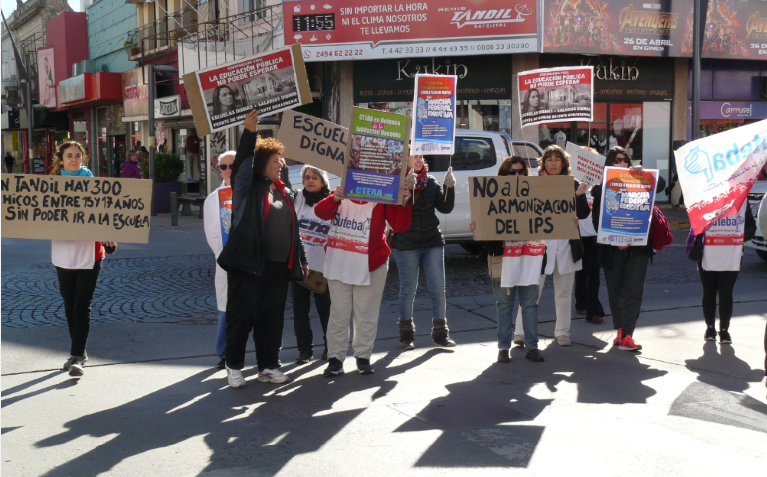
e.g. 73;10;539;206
51;141;116;377
515;145;590;347
391;153;456;350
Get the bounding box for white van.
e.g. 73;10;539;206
288;129;544;253
744;179;767;261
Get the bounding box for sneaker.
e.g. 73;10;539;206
556;335;571;346
356;358;375;374
619;335;642;351
497;349;510;363
295;352;313;364
525;349;544;362
216;358;226;370
434;337;456;347
257;368;290;383
226;364;246;388
323;358;344;377
613;328;623;345
513;335;525;346
719;329;732;344
62;356;79;371
704;326;717;341
68;361;85;377
401;339;415;350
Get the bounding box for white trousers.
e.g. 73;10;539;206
326;263;388;361
515;268;575;338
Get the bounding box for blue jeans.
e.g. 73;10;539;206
493;281;539;350
216;311;226;359
392;247;446;322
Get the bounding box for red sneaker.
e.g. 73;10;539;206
612;329;622;345
619;335;642;351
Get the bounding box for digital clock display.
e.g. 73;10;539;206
293;14;336;32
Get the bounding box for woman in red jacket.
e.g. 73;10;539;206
315;185;412;376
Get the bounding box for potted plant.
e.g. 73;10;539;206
140;151;185;213
171;30;185;47
124;38;139;57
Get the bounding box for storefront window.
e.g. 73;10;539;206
96;108;108;177
130;122;141;150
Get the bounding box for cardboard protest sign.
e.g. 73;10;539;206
518;66;593;127
566;142;605;186
278;111;347;177
184;44;312;136
1;174;152;243
342;107;410;205
675;119;767;235
411;74;457;155
597;167;658;247
469;175;580;241
218;186;232;247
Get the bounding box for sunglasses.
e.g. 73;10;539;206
219;164;232;170
508;168;525;175
613;156;629;164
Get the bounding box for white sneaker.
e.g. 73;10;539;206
257;368;289;383
226;365;246;388
557;335;571;346
513;335;525;346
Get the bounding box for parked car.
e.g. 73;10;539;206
745;179;767;261
288;129;544;254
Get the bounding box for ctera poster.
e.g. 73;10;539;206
597;166;658;247
411;74;457;155
342;107;410;205
518;66;593;127
183;44;312;136
218;186;232;246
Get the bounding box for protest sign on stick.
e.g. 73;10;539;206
342;107;410;205
675;119;767;234
566;141;605;185
184;44;312;136
469;175;580;241
518;66;593;127
411;74;457;155
1;174;153;243
596;167;658;247
279;111;348;177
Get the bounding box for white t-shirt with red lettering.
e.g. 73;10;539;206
702;202;747;272
501;240;546;288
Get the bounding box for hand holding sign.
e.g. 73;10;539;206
443;167;456;188
244;110;260;132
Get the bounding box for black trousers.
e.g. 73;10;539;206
698;268;739;330
574;236;605;319
225;260;290;371
56;260;102;357
292;282;331;354
603;249;650;338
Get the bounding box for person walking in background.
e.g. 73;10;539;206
121;151;142;179
472;156;545;364
203;150;235;370
216;110;308;388
591;146;666;351
292;165;332;363
315;184;412;377
51;141;116;377
4;151;15;173
687;202;755;344
392;153;456;350
514;145;590;347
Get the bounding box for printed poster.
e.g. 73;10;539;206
218;186;232;246
518;66;593;127
411;74;457;155
342;107;410;205
183;44;312;136
597;166;658;247
675;119;767;235
566;141;605;186
37;48;56;108
703;0;767;60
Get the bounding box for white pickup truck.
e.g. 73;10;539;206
288;129;544;253
745;179;767;261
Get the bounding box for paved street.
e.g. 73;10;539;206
2;210;767;476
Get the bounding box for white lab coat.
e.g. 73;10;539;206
544;239;582;276
203;184;231;311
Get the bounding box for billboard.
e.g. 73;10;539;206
285;0;538;61
37;48;56;108
122;68;149;118
703;0;767;60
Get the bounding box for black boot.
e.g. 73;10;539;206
432;318;456;347
398;319;415;350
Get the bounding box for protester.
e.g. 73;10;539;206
391;153;456;350
513;145;590;347
292;165;332;363
203;151;235;369
51;141;116;377
121;151;142;179
472;156;545;363
688;202;755;344
216;110;308;387
591;146;666;351
315;184;412;376
4;151;15;173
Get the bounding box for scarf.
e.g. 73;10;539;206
61;167;93;177
414;167;428;192
302;186;330;206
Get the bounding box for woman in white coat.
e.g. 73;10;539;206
203;151;235;369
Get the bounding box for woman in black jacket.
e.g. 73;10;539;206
392;154;456;349
217;110;308;388
591;146;666;352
